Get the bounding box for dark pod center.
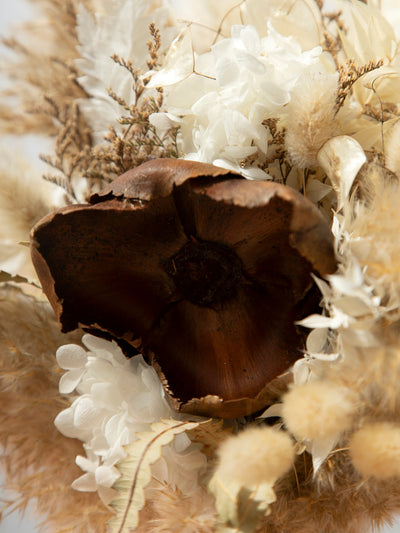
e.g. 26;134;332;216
164;241;243;306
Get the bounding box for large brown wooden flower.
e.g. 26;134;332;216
31;159;336;418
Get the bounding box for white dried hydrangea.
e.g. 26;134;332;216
149;23;324;178
54;334;199;504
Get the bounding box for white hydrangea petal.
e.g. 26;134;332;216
95;465;121;487
173;432;192;453
54;407;81;439
73;396;106;429
59;369;86;394
56;344;87;370
91;382;122;408
149;111;182;137
141;365;164;393
87;358;115;381
76;454;97;473
71;473;98;492
82;334;118;354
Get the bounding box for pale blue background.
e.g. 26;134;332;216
0;0;400;531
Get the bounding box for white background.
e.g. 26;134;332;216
0;1;400;531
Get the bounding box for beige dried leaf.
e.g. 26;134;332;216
188;418;232;458
109;419;200;533
209;474;275;533
317;135;367;207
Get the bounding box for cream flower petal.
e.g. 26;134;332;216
95;465;121;487
76;454;98;473
59;368;86;394
56;344;87;370
54;407;81;439
71;473;98;492
73;396;106;429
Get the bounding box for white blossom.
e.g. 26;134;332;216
150;23;323;177
55;334;177;503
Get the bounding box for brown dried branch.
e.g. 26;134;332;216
336;58;384;111
39;99;97;201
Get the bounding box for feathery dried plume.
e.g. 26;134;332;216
0;285;110;532
0;147;56;282
0;148;54;245
136;484;216;533
0;0;89;136
284;72;339;169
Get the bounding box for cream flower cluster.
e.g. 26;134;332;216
54;334;180;504
150;24;323;178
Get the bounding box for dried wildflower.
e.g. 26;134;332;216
31;159;336;418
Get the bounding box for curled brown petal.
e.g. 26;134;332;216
31;159;336;418
31;198;187;339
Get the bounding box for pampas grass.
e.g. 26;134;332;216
0;284;110;532
136;484;216;533
284;72;339;168
0;0;88;136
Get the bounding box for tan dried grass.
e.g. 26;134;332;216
0;285;111;532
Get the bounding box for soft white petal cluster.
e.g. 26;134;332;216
151;24;322;178
54;334;177;504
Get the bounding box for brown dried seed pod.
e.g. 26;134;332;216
31;159;336;418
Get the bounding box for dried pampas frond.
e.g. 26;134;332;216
0;147;56;281
0;0;88;136
136;484;216;533
285;72;340;168
0;284;110;532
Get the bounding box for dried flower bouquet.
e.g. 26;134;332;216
2;1;400;532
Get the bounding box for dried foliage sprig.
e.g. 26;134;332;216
336;58;385;111
88;35;180;179
39;99;96;202
38;24;180;197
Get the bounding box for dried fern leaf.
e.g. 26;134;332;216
109;419;200;533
